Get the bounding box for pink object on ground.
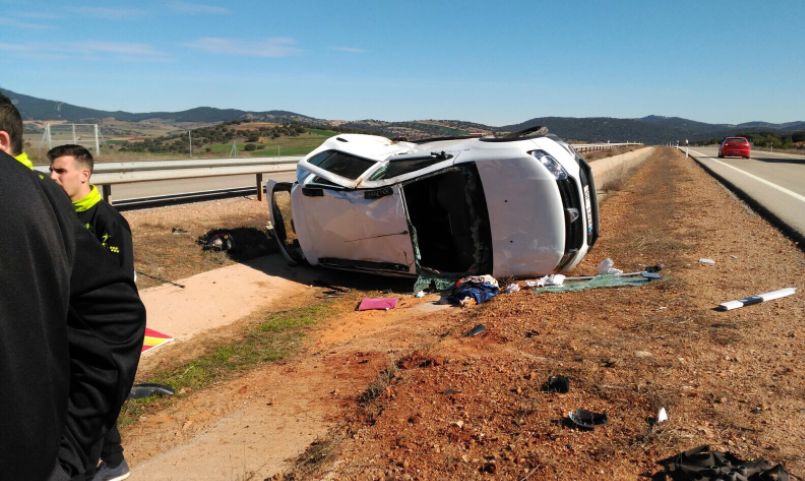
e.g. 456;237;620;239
358;297;398;311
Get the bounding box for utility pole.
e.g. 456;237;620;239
188;130;193;157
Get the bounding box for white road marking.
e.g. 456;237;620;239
688;148;805;204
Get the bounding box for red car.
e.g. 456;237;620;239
718;137;751;158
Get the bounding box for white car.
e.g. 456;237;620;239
266;127;599;279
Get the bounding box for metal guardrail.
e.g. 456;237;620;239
33;143;640;205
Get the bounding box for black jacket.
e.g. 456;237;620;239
75;190;134;278
0;152;146;480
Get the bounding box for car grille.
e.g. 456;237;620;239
556;177;584;270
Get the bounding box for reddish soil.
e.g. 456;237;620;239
123;147;804;480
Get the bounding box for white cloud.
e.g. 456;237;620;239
186;37;301;57
168;1;229;15
331;46;368;54
75;6;146;19
0;17;52;29
0;41;168;60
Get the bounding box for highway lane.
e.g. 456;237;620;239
109;172;296;201
685;145;805;236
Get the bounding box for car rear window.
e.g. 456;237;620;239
307;150;376;179
726;137;749;144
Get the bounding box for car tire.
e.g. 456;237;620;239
718;154;724;158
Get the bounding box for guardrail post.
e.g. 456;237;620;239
256;173;264;201
102;184;112;204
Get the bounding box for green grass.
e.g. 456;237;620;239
205;130;338;157
118;302;333;427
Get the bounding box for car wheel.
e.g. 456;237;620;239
718;154;724;158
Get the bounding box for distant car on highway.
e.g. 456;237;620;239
718;137;751;159
266;127;599;280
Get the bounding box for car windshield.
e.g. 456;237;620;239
307;150;376;180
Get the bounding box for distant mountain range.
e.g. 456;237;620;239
3;87;803;144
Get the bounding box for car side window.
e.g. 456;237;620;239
307;150;376;180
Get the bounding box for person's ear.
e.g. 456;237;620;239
80;168;91;184
0;131;12;155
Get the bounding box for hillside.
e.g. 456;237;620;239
4;87;803;144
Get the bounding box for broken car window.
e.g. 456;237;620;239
368;154;452;181
307;150;376;180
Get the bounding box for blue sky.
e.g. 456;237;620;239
1;0;802;125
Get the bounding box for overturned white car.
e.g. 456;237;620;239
266;127;599;279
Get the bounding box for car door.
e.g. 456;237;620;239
291;183;416;275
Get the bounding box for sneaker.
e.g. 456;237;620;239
92;459;130;481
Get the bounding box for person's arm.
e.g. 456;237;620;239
96;205;135;278
0;155;73;481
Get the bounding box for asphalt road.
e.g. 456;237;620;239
685;145;805;236
109;172;297;200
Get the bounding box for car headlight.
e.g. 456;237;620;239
530;150;569;180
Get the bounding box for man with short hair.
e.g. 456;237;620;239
48;144;136;481
0;92;146;481
48;145;134;278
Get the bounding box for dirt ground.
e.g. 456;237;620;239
124;198;271;289
122;147;803;480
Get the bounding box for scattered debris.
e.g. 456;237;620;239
311;280;350;293
533;274;654;293
655;445;790;481
415;290;426;298
464;324;487;337
597;258;624;276
635;350;653;358
657;407;669;423
567;409;608;430
532;274;566;287
447;275;500;306
699;258;716;266
644;263;665;273
542;375;570;393
136;271;185;289
357;297;398;311
171;226;188;235
196;228;276;261
504;283;521;293
717;287;796;311
129;383;175;400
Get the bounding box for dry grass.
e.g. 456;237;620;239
125;196;270;288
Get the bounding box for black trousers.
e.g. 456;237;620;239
100;423;124;466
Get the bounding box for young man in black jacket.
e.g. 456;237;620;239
48;144;136;480
0;92;146;481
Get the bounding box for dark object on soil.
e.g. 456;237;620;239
655;445;789;481
136;270;185;289
312;280;351;293
644;263;665;273
197;227;276;261
129;383;175;399
542;375;570;393
567;409;607;430
464;324;487;337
